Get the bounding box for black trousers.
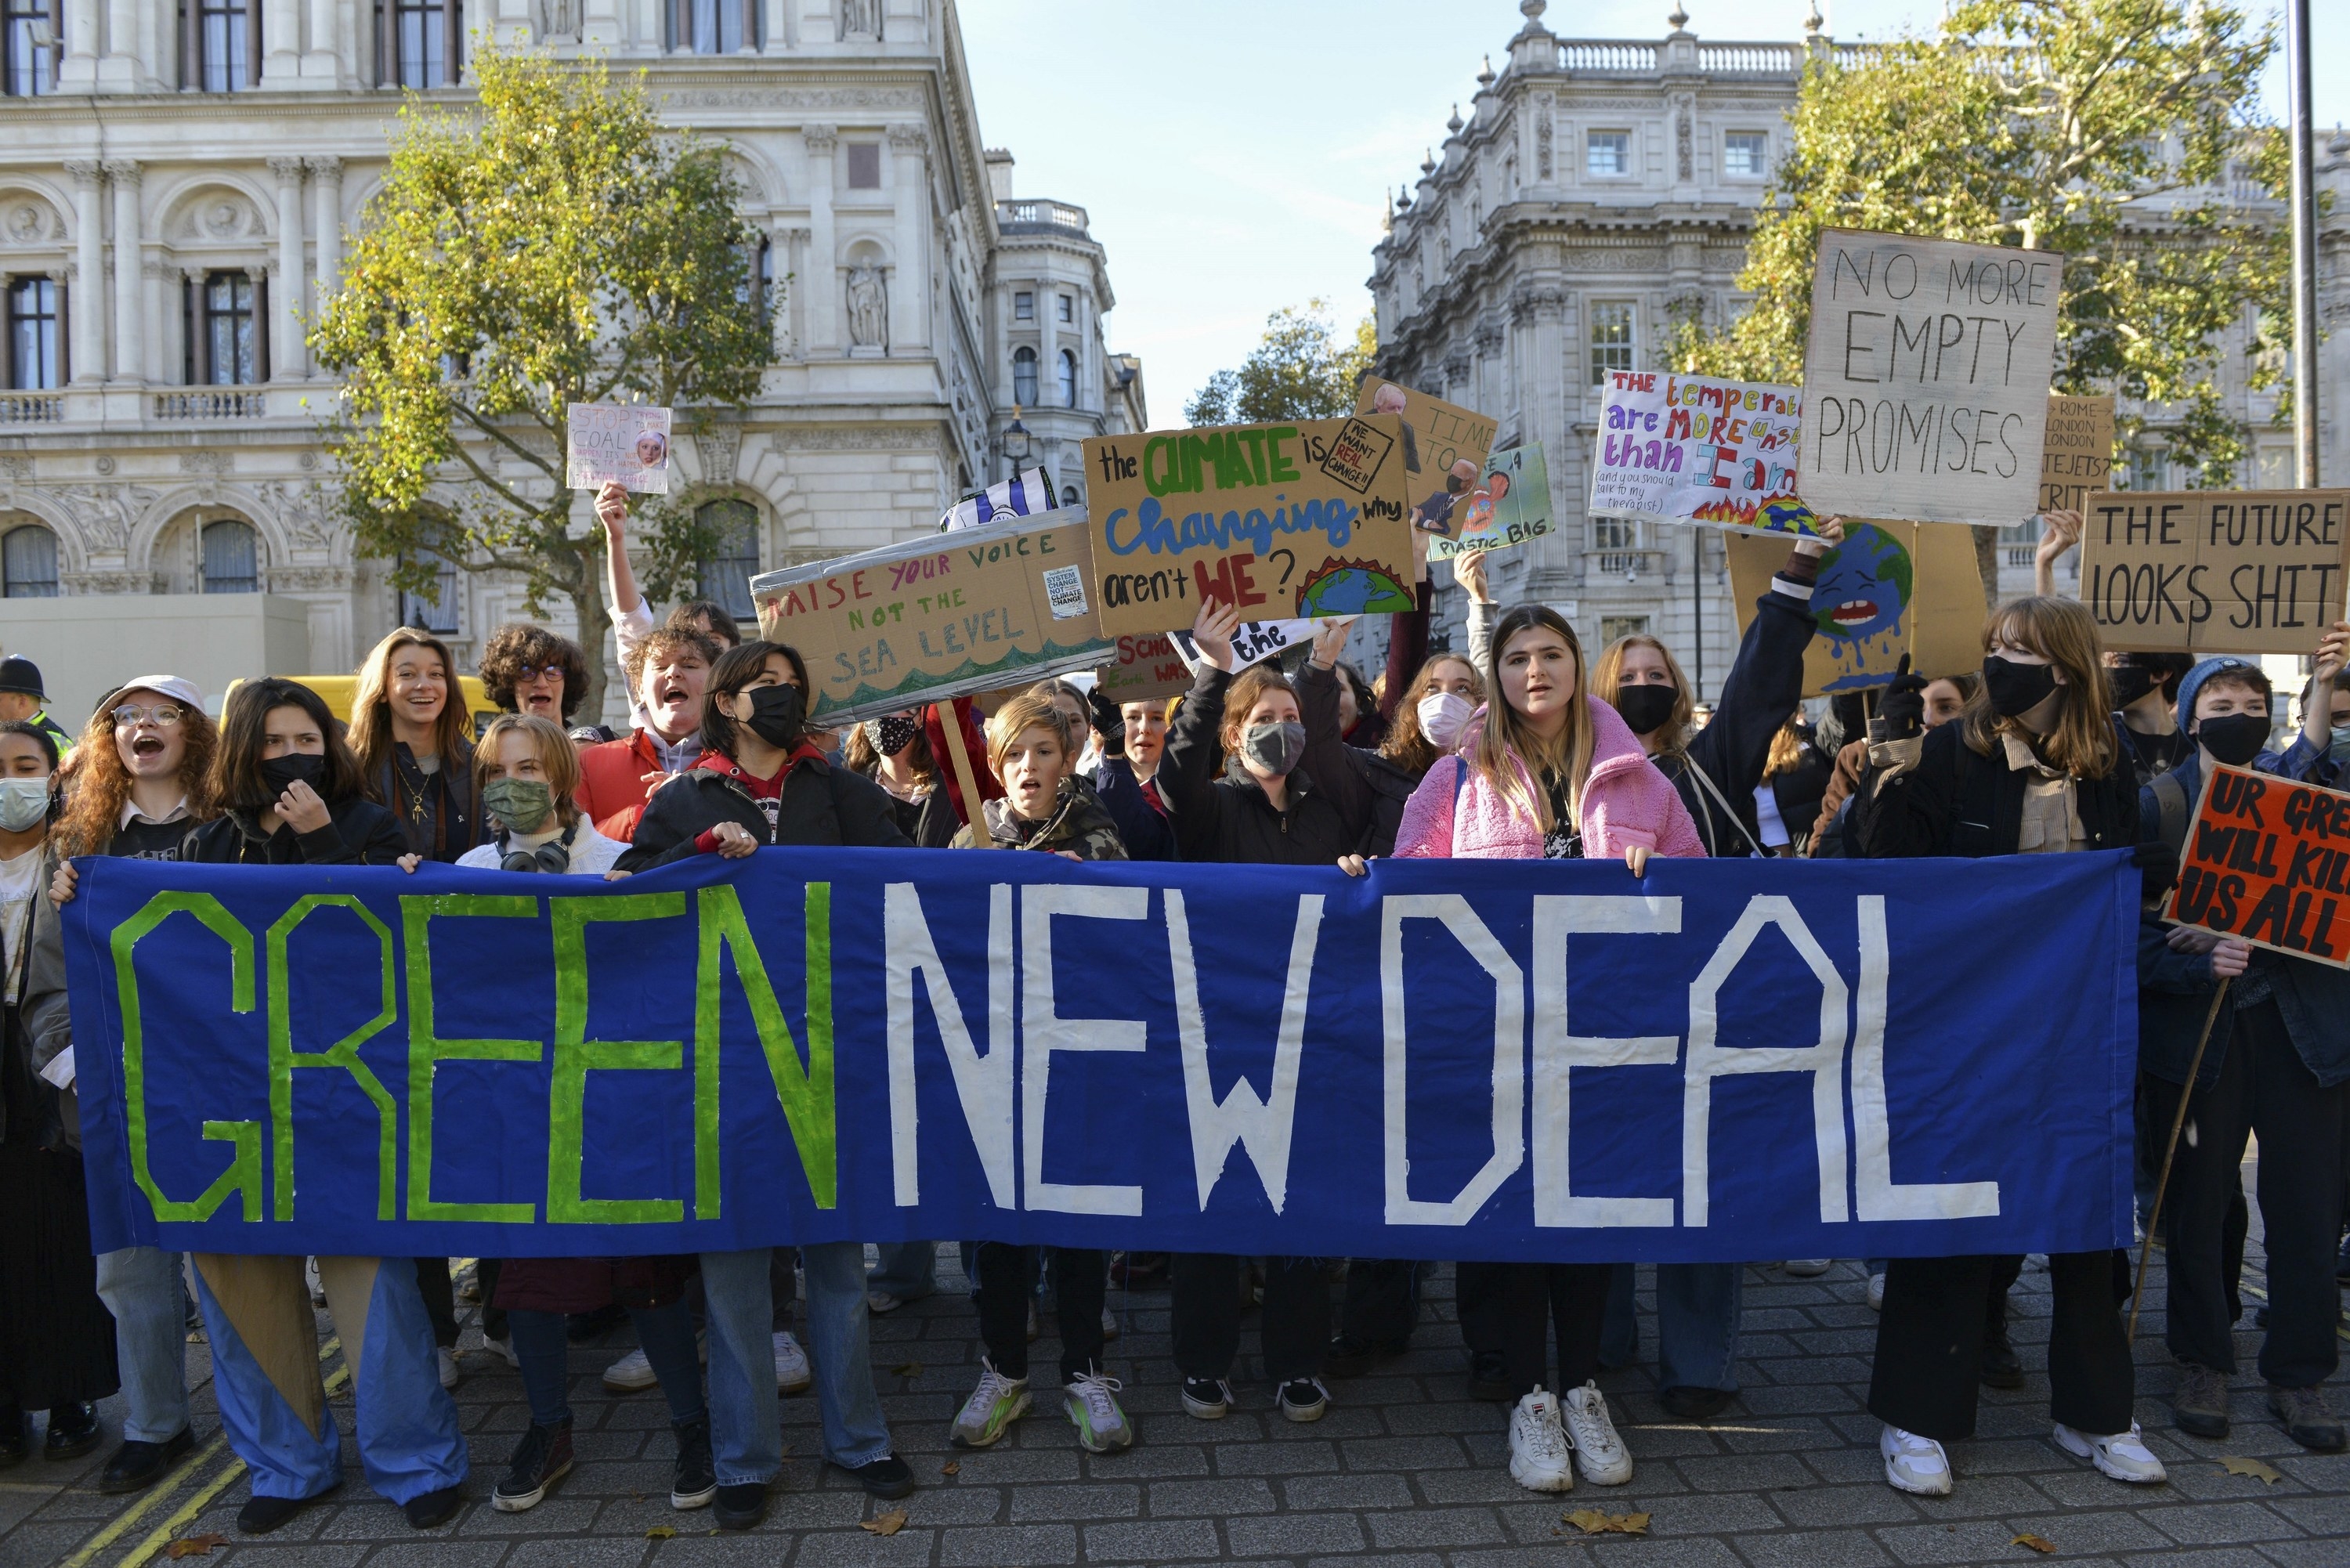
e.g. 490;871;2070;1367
415;1257;457;1349
975;1244;1105;1386
2142;999;2346;1389
1170;1255;1328;1383
1870;1252;2133;1441
474;1258;508;1342
1339;1259;1419;1346
1457;1260;1610;1400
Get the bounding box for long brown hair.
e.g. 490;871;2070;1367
1959;595;2119;780
349;627;472;775
1473;605;1596;833
844;713;940;792
52;691;219;858
1380;652;1484;778
1591;634;1695;759
1217;665;1298;752
212;678;369;813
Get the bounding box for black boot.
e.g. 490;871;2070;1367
98;1428;196;1494
43;1403;102;1461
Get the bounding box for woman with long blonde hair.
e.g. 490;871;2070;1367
349;627;483;865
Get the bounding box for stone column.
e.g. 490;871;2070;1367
104;160;140;381
580;0;620;48
249;264;273;385
65;162;103;384
142;258;172;382
261;0;300;85
772;223;807;360
886;123;930;355
183;264;209;382
59;0;98;88
803;124;837;356
308;156;343;313
99;0;139;88
306;0;340;79
269;157;305;380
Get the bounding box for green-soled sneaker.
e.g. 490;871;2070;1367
950;1359;1031;1448
1065;1370;1133;1453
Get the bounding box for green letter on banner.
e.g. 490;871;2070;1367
695;883;836;1211
403;894;540;1223
548;892;688;1224
112;892;263;1222
268;895;399;1221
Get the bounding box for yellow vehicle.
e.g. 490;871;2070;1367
225;674;495;732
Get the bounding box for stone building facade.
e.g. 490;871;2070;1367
1368;1;2350;697
0;0;1142;722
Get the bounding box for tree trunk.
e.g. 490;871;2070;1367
1974;524;2003;612
571;537;614;730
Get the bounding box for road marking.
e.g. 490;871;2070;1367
114;1360;353;1568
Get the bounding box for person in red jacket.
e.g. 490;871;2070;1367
573;624;719;841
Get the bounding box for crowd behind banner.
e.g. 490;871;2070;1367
2;463;2348;1541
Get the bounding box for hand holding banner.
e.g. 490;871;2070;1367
566;404;673;493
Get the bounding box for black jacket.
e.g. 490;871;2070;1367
1653;580;1815;858
183;797;410;866
1092;756;1178;862
1855;721;2140;860
1156;662;1375;867
372;739;484;864
617;753;911;871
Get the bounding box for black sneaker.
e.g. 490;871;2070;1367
99;1428;196;1494
492;1421;573;1512
43;1402;102;1461
714;1480;768;1530
0;1407;24;1469
1180;1376;1234;1418
838;1453;915;1500
1659;1385;1736;1421
237;1484;331;1535
1324;1334;1406;1380
1277;1377;1329;1422
1979;1329;2025;1389
1468;1352;1512;1402
403;1486;461;1529
671;1417;717;1509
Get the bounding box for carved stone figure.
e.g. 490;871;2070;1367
840;0;878;36
846;265;888;349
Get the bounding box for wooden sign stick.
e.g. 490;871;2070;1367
936;708;996;849
2127;977;2232;1345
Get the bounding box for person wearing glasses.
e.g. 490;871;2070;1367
479;625;592;731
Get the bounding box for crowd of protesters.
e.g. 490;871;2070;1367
2;485;2347;1537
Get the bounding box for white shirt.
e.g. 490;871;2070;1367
1752;782;1792;851
454;818;628;876
119;793;191;829
0;844;41;1005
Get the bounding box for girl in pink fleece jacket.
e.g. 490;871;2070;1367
1388;602;1701;1498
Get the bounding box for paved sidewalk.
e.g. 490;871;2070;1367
8;1246;2347;1568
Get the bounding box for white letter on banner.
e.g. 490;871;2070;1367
883;883;1014;1209
1381;894;1525;1226
1021;884;1150;1216
1531;895;1682;1227
1850;895;1999;1219
1164;888;1318;1213
1683;896;1850;1227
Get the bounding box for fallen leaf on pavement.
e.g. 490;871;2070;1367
164;1538;230;1560
2012;1535;2055;1554
2221;1454;2283;1484
862;1508;909;1536
645;1526;677;1539
890;1361;922;1378
1562;1509;1650;1536
941;1461;960;1475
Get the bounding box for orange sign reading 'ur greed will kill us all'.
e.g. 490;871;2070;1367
2167;764;2350;967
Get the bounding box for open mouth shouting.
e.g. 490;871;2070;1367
128;732;167;761
1829;598;1881;627
521;688;559;716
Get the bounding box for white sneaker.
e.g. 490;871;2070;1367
603;1346;657;1392
1101;1305;1120;1342
866;1291;906;1315
1507;1387;1574;1493
1867;1272;1886;1311
482;1334;519;1369
2053;1421;2165;1483
773;1330;811;1394
437;1346;460;1390
1277;1377;1329;1423
1880;1424;1953;1496
1561;1381;1632;1485
950;1359;1031;1448
1783;1259;1831;1277
1065;1371;1133;1453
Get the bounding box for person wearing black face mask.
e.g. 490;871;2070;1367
183;680;407;868
2104;654;2195;786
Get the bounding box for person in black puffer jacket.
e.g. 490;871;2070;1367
182;679;408;868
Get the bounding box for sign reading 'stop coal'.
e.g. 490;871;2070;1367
1080;417;1416;638
1799;229;2064;526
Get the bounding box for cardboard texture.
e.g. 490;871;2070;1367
1170;618;1316;674
2040;394;2114;514
1588;373;1818;537
566;404;673;493
1727;520;1986;695
1080;416;1416;637
750;507;1112;725
1094;632;1193;704
1353;378;1499;535
2166;763;2350;968
2077;489;2350;655
1429;443;1556;561
1799;229;2064;525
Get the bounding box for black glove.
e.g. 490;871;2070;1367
1869;655;1929;743
1086;683;1126;760
2132;840;2181;905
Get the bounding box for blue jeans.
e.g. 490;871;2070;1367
95;1246;190;1443
1601;1262;1743;1393
700;1242;888;1479
512;1301;704;1429
866;1241;939;1302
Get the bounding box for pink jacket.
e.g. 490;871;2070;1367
1392;695;1706;862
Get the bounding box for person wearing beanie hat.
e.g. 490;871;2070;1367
0;659;70;761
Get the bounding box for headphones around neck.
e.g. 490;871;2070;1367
500;819;578;875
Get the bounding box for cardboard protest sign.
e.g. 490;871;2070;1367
751;508;1112;725
1430;443;1554;562
2039;395;2113;515
1080;417;1415;638
1726;520;1985;694
1353;378;1499;535
566;404;673;493
2166;764;2350;968
1094;632;1192;704
1169;618;1316;675
1588;373;1818;537
2077;490;2350;655
1799;229;2063;525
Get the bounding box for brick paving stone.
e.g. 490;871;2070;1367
935;1521;1079;1565
1141;1477;1276;1516
2120;1552;2290;1568
1080;1516;1221;1562
1730;1528;1896;1567
1361;1503;1506;1548
1221;1509;1368;1556
793;1528;937;1568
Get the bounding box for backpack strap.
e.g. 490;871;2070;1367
2153;770;2189;854
1679;754;1767;859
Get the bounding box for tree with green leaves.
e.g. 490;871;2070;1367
1184;298;1377;426
313;46;772;721
1676;0;2287;511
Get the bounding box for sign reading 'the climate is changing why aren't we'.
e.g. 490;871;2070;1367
2167;764;2350;968
2077;490;2350;656
1799;229;2063;525
1080;417;1415;638
1589;371;1817;537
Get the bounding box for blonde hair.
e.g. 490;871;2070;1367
1961;595;2119;779
473;712;583;828
985;693;1075;775
1763;717;1810;781
1591;634;1695;757
1475;605;1596;833
349;627;472;776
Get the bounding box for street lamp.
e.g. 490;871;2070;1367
1003;406;1032;479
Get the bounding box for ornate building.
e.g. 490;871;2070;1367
0;0;1142;722
1368;2;2350;696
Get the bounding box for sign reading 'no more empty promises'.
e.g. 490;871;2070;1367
1799;229;2064;525
2077;490;2350;656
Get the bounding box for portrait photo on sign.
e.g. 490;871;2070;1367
567;403;674;493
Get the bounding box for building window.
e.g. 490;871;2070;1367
3;0;58;96
186;271;262;385
1058;348;1077;410
399;550;461;634
846;143;880;190
1600;615;1650;644
1061;486;1079;507
5;277;61;389
1586;131;1629;177
1588;300;1635;384
1724;132;1768;177
378;0;457;87
1056;294;1073;323
696;498;760;622
1012;345;1037;406
200;518;259;593
672;0;754;53
2125;446;2167;492
1;522;59;597
1013;291;1033;321
184;0;258;91
1593;517;1639;552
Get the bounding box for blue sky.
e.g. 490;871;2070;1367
958;1;2344;427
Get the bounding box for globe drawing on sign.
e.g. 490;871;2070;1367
1295;558;1418;617
1810;523;1913;645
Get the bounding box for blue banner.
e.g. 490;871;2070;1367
63;848;2138;1263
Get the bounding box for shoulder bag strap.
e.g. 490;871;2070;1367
1679;754;1766;859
